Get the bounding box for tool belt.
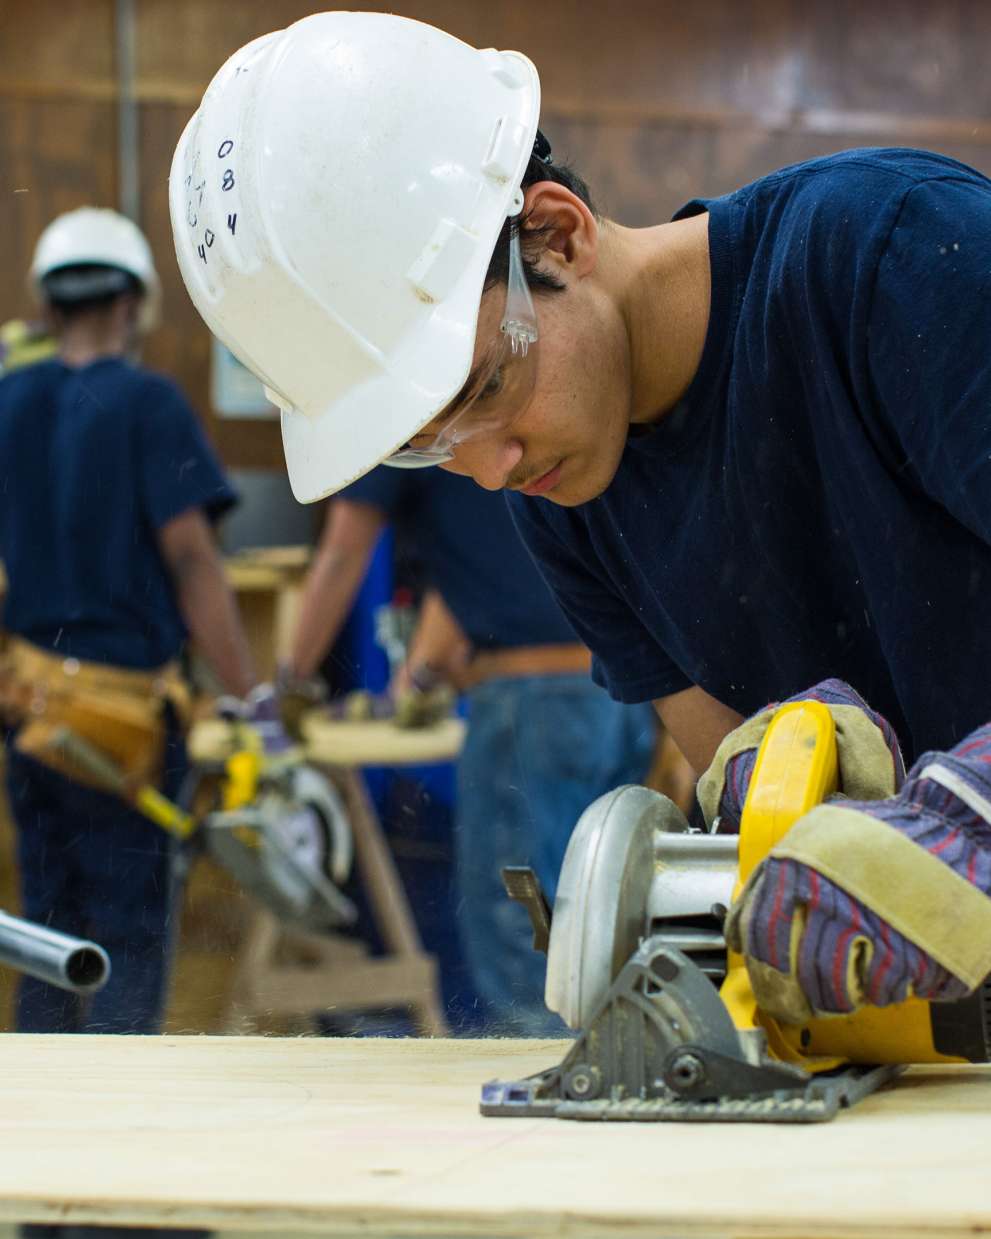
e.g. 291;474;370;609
0;637;190;793
459;643;592;691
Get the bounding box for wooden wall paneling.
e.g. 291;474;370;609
133;0;502;100
0;97;118;328
0;0;117;342
127;0;991;140
129;0;815;121
0;0;115;99
494;0;802;119
541;114;715;227
792;0;991;120
548;116;991;236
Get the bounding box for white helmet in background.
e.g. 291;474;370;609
169;11;540;502
31;207;161;332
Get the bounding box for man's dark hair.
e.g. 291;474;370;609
42;263;141;322
484;131;597;294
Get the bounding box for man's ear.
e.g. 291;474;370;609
520;181;598;282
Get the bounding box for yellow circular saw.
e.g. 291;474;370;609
486;702;991;1122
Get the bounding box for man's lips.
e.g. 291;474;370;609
517;461;564;497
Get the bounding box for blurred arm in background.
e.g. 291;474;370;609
288;498;387;680
158;506;257;698
393;588;472;696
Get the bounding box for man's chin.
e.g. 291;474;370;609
543;456;613;507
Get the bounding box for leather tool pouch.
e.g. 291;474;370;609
0;639;189;795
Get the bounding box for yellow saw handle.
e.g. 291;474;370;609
720;701;971;1068
47;726;196;840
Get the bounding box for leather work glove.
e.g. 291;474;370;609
217;683;293;756
390;662;455;730
697;678;906;832
722;706;991;1024
274;663;327;741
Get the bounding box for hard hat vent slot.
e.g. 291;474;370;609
482;115;525;184
480;49;526;90
406;218;477;304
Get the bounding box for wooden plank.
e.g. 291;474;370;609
0;1034;988;1236
188;707;465;767
303;715;466;768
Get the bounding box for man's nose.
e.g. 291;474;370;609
444;437;523;491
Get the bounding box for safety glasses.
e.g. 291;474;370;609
386;227;538;468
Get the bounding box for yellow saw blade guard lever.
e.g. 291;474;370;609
720;700;966;1069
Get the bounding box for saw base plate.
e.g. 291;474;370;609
481;1063;903;1124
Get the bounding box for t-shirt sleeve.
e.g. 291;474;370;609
138;377;237;530
868;175;991;544
507;494;692;703
337;465;407;517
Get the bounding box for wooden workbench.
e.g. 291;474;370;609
1;1035;989;1237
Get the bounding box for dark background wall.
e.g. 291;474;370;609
3;0;991;472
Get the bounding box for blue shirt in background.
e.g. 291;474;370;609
509;149;991;761
340;467;576;650
0;357;236;668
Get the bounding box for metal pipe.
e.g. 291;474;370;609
0;910;110;994
115;0;140;222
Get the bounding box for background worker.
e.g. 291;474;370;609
286;466;657;1034
172;13;991;1028
0;206;277;1052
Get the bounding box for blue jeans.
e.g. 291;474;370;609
455;674;656;1036
5;733;184;1036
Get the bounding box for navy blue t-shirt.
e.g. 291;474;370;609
509;149;991;761
340;467;575;650
0;357;236;668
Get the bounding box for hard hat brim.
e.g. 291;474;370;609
280;362;469;504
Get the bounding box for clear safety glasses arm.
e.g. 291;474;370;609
385;225;539;469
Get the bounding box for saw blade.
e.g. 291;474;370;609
545;785;691;1029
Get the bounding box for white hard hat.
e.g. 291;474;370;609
30;207;161;332
169;12;540;502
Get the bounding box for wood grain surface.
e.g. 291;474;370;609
0;1034;989;1236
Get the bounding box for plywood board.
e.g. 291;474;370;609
302;714;466;767
0;1034;989;1236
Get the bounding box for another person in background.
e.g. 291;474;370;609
0;207;278;1058
287;467;658;1034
